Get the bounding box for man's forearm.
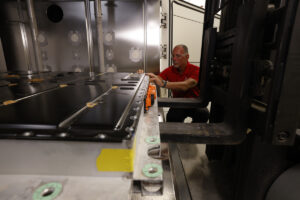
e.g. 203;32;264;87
165;79;197;91
147;73;197;91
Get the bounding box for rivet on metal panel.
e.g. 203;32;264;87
97;134;106;139
145;136;160;144
130;115;138;120
22;131;34;137
32;182;62;200
68;30;82;46
133;107;140;111
129;47;143;63
106;49;114;60
126;127;135;134
142;164;163;178
58;132;68;138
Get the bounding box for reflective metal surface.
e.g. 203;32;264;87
133;100;162;182
95;0;106;72
84;0;95;76
0;72;148;142
144;0;160;74
17;0;31;72
26;0;43;72
0;99;176;200
0;0;160;73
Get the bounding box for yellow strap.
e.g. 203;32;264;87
59;84;68;88
96;139;136;172
96;149;134;172
3;100;17;106
28;78;44;83
111;86;118;90
6;74;20;78
86;102;98;108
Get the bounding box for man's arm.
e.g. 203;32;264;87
165;78;197;91
147;73;197;91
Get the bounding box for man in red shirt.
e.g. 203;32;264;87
147;44;209;122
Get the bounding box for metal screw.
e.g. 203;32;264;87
58;132;68;138
142;164;163;178
22;131;34;137
42;187;55;197
148;167;158;174
125;127;134;133
133;107;140;111
98;134;106;139
130;115;137;120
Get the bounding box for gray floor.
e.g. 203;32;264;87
177;144;233;200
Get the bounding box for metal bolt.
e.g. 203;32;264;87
133;107;140;111
130;115;137;120
277;131;289;142
22;131;34;137
42;187;55;197
142;164;162;178
98;134;106;139
125;127;134;133
58;132;68;138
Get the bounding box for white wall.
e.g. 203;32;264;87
171;2;220;67
173;3;204;66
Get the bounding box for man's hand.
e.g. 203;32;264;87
146;73;164;87
137;69;144;74
146;73;197;91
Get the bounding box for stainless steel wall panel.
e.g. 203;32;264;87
0;0;160;73
35;2;89;72
101;1;145;72
1;24;35;72
0;1;35;72
145;0;160;74
26;0;43;72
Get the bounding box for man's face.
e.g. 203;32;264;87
172;46;189;68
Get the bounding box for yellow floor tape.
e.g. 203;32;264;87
96;139;136;172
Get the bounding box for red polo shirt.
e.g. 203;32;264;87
159;62;200;98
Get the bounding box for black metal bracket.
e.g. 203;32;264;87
158;97;205;108
160;122;245;144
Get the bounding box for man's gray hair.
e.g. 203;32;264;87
174;44;189;54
